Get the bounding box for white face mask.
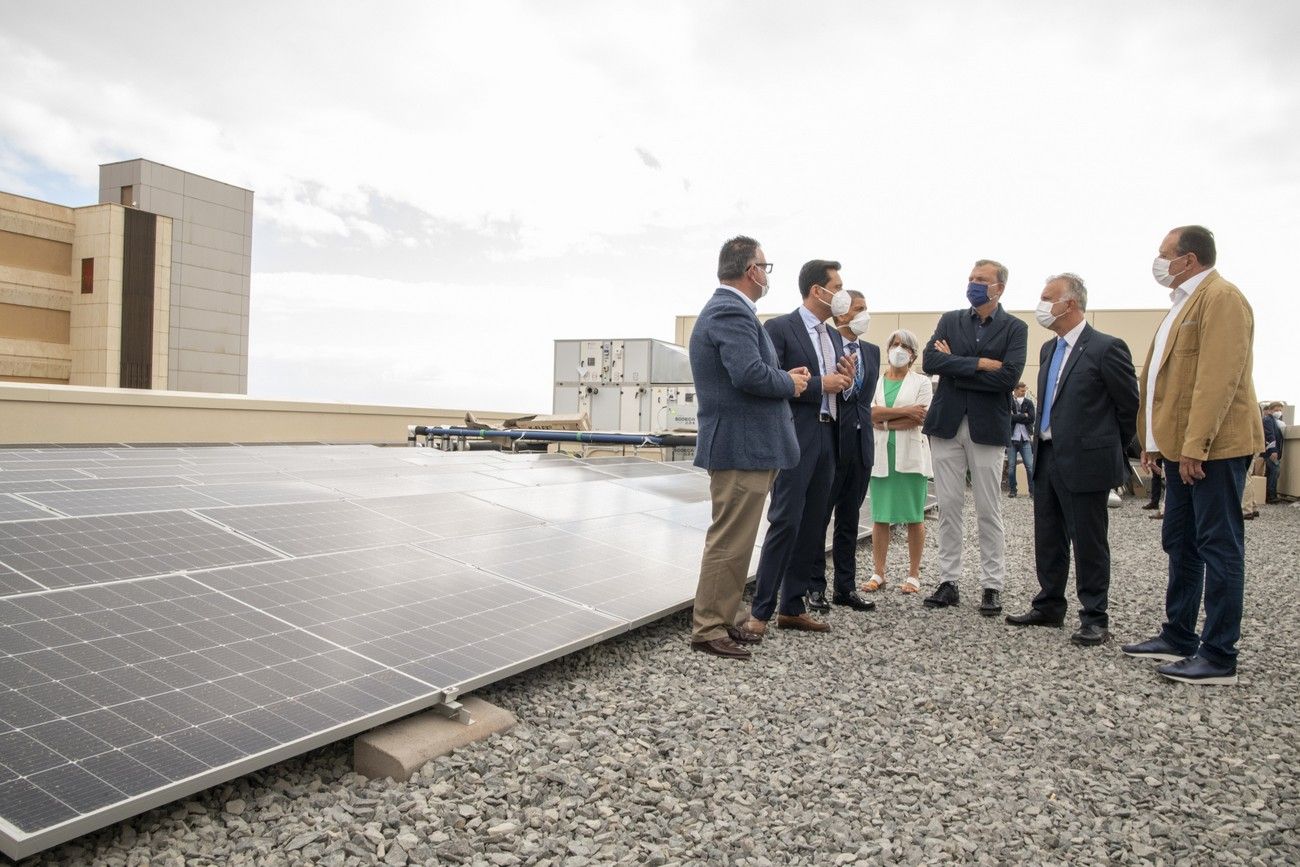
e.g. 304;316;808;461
888;345;912;368
1152;255;1187;289
754;266;770;298
847;311;871;336
1273;411;1284;420
820;286;852;317
1035;299;1061;328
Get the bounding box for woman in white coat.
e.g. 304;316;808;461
862;329;932;594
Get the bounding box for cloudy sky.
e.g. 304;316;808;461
3;1;1297;412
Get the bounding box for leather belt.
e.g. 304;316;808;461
818;413;834;424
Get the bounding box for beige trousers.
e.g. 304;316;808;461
691;468;777;642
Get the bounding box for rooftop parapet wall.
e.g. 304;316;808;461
0;382;527;445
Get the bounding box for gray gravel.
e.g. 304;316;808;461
20;495;1300;866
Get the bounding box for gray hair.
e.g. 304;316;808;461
1049;272;1088;311
888;328;920;360
975;258;1008;285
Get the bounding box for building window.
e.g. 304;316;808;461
121;185;134;207
81;258;94;294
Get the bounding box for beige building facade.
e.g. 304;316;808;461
0;159;251;394
1;191;171;389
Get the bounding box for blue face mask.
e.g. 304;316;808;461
966;281;993;307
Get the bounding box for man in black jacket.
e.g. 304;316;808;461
1007;382;1035;498
1006;274;1138;645
921;259;1028;615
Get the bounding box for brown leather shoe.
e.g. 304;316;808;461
775;612;831;632
726;625;762;645
691;636;752;659
740;617;768;637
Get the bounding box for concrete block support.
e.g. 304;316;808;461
353;697;517;781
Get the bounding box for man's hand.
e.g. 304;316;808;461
822;373;853;394
836;353;857;381
933;339;951;355
1141;451;1158;473
977;357;1003;371
1179;455;1206;485
1270;454;1281;464
789;366;811;397
904;404;927;425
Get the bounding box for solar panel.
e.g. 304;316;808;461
0;512;278;591
0;442;881;858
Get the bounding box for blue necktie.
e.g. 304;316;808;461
1040;337;1068;434
846;341;862;389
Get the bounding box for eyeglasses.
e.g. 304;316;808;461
750;262;773;274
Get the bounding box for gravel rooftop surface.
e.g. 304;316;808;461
16;495;1299;866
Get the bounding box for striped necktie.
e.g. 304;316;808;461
815;323;838;421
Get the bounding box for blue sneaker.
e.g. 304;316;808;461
1120;634;1187;662
1156;656;1238;686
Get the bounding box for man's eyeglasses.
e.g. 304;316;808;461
750;262;774;274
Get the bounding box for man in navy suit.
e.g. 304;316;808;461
742;260;857;636
1262;402;1285;504
921;259;1028;615
688;236;811;660
806;289;880;613
1006;274;1138;645
1007;382;1036;498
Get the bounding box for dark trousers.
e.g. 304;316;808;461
1148;468;1164;507
1007;439;1034;495
809;453;871;598
1265;457;1280;501
1031;440;1111;626
752;423;836;620
1158;456;1250;665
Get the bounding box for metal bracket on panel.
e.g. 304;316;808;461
433;690;473;725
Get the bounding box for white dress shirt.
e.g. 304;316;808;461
719;285;758;314
1143;270;1213;452
1039;318;1087;441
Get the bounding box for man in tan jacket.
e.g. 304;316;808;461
1122;225;1263;685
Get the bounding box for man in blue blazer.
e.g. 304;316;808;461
921;259;1028;615
1006;274;1138;645
806;289;880;612
742;260;857;636
1262;402;1285;504
689;236;810;660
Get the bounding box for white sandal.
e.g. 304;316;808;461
862;574;886;592
901;575;921;594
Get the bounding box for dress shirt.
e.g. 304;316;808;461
1144;269;1212;452
719;285;758;314
970;304;1000;346
798;306;842;415
1011;397;1030;442
1039;318;1087;441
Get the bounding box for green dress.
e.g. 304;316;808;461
868;377;928;524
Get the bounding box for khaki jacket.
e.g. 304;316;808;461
1137;270;1264;461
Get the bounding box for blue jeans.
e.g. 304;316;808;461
1159;456;1250;665
1006;439;1034;495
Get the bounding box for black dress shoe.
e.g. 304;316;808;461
805;590;831;612
1005;609;1064;627
978;588;1002;616
832;591;876;612
1120;634;1186;662
726;625;762;645
923;581;960;608
1156;655;1238;685
1141;502;1160;510
1071;623;1109;646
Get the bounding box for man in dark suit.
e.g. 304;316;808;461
688;236;810;660
1006;274;1139;645
1007;382;1035;498
742;260;857;636
806;289;879;613
921;259;1028;615
1262;402;1285;504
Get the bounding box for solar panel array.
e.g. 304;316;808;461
0;443;885;859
